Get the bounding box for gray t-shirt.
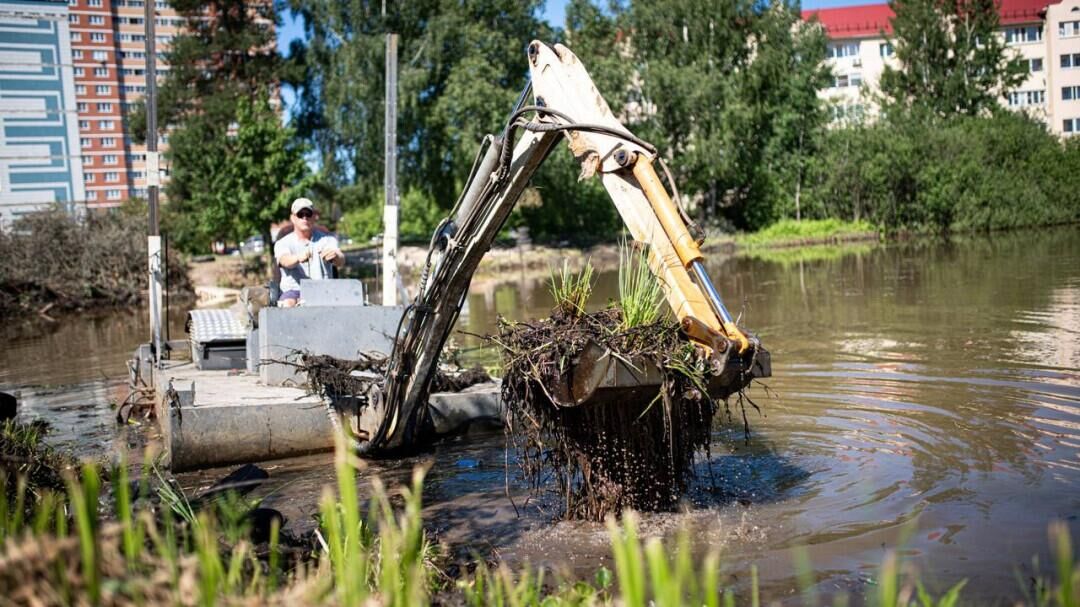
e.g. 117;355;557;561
274;230;340;294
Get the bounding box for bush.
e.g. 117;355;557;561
0;207;191;317
339;188;446;245
803;112;1080;233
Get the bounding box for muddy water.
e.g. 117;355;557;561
3;228;1079;601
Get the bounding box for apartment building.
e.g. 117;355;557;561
0;0;86;226
67;0;183;208
803;0;1080;135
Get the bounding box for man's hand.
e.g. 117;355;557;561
320;247;345;268
298;248;313;263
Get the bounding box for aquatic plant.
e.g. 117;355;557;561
617;240;665;331
1;419;1078;605
549;258;595;317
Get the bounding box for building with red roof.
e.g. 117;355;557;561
800;0;1080;135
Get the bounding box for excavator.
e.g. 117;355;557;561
345;41;771;454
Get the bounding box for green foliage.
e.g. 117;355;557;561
737;218;878;248
128;0;283;142
617;241;665;330
802;112;1080;232
879;0;1027;118
549;259;595;317
586;0;831;230
164;92;308;255
286;0;550;203
338;188;446;245
2;418;1079;605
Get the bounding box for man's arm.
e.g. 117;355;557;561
275;239;310;268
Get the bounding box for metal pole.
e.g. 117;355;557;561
381;31;400;306
144;0;164;365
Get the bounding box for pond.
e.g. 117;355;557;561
2;227;1078;602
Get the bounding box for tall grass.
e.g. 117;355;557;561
617;240;665;330
737;218;879;248
549;258;595;316
1;420;1078;605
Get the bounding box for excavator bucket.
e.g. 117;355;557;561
550;339;771;409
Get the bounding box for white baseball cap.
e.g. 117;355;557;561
291;197;316;215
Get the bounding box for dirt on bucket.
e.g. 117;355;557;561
494;307;757;521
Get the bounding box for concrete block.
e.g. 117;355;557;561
300;279;365;306
258;305;404;387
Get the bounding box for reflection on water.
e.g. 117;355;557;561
4;227;1080;602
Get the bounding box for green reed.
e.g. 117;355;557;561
1;418;1078;606
617;240;665;330
549;258;595;317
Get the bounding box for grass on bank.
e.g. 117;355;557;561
737;218;880;249
1;422;1078;606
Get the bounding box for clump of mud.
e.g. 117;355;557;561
497;308;746;521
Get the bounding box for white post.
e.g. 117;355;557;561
148;235;164;365
381;32;400;306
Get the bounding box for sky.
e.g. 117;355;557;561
273;0;879;117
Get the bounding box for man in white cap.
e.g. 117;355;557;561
274;198;344;307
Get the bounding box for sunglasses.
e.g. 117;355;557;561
296;209;314;219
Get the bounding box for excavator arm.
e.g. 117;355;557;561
351;41;769;454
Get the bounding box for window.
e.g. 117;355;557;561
1063;85;1080;100
93;67;108;77
68;14;78;24
80;138;92;148
83;155;93;166
106;190;122;200
131;171;145;179
1062;21;1080;37
1007;25;1042;43
97;102;112;112
90;33;106;43
72;50;83;59
1031;58;1044;72
98;120;114;130
92;50;107;61
105;172;119;182
79;120;90;129
86;191;98;201
125;17;144;25
75;85;86;95
104;154;118;164
1061;52;1080;68
123;85;146;93
88;15;104;25
101;137;115;147
1008;89;1046;106
68;0;77;5
123;68;145;76
88;0;101;6
827;42;860;58
77;102;88;112
832;73;861;88
74;67;85;77
879;42;894;57
71;32;81;42
95;85;110;95
84;173;95;183
1064;118;1080;132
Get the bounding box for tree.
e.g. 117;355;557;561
879;0;1027;118
574;0;829;230
286;0;551;209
